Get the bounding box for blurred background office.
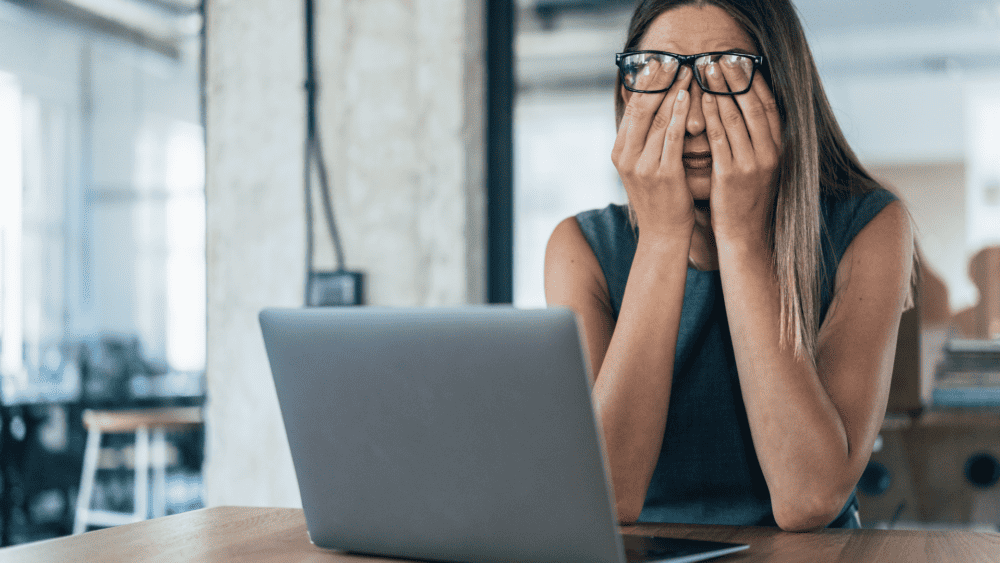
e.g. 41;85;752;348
0;0;204;544
0;0;998;547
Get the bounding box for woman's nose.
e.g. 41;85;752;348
686;78;706;137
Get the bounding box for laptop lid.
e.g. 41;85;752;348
260;306;747;563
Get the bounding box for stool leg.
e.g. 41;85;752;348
74;427;102;534
151;427;167;518
134;426;150;522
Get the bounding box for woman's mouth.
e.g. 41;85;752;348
682;151;712;170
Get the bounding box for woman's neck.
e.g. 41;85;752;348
689;205;719;271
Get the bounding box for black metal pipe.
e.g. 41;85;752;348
486;0;515;304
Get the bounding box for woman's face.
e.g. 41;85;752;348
622;4;759;202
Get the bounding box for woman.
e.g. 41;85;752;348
544;0;916;531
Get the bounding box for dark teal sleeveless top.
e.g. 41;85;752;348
575;188;897;528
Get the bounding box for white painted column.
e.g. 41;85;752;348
204;0;485;507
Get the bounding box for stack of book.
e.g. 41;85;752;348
933;339;1000;407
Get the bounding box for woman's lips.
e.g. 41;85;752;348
682;151;712;170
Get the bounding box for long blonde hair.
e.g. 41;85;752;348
616;0;911;364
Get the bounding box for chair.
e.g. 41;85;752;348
73;406;203;534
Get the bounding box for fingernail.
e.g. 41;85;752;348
679;66;691;79
725;54;741;66
676;89;687;101
706;63;717;76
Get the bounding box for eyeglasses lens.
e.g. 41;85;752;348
621;53;755;94
620;54;678;92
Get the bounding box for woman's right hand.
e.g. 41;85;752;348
611;64;695;242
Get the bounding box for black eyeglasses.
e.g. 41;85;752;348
615;51;765;95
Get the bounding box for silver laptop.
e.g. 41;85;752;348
260;306;749;563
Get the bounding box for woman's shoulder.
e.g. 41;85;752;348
547;203;630;262
821;184;897;215
575;203;631;231
820;185;899;254
818;184;907;312
573;203;636;264
565;203;636;319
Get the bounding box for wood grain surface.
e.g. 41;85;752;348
82;407;204;433
1;506;998;562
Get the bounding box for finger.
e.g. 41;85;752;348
618;94;666;165
660;80;692;168
718;53;752;94
703;61;753;158
639;66;692;167
616;59;675;162
631;56;672;92
613;59;665;160
702;93;732;165
612;90;632;162
721;57;776;158
612;87;655;163
751;70;782;149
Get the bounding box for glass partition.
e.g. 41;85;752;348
0;1;204;544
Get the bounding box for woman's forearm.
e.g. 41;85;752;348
716;234;851;530
593;234;690;523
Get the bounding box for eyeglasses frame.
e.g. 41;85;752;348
615;50;766;96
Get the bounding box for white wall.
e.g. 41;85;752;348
868;162;968;310
823;75;1000;311
512;88;623;309
204;0;485;507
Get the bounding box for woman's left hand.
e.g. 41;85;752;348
701;56;783;244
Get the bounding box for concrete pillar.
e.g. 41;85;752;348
204;0;485;507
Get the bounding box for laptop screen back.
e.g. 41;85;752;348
260;307;623;563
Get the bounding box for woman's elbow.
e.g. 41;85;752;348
615;499;643;525
772;492;847;532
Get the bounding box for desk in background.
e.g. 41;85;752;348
0;375;205;546
1;506;998;562
863;409;1000;528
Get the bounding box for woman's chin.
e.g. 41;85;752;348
686;174;712;202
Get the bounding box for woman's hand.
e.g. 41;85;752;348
611;65;695;243
700;56;782;244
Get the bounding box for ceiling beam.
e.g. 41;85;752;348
4;0;196;59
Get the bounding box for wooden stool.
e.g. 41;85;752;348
73;407;203;534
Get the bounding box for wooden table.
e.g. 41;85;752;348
2;506;999;562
